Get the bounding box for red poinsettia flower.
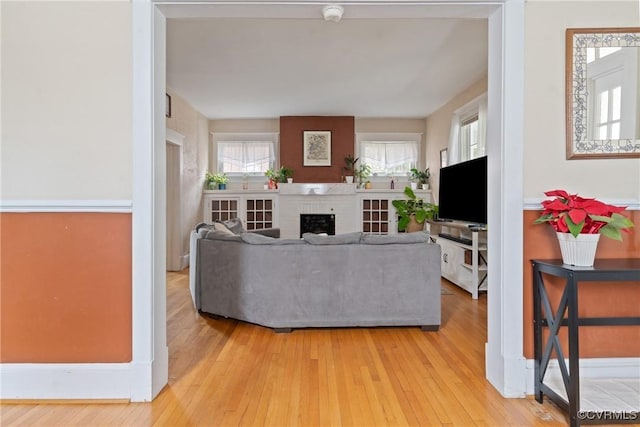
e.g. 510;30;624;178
535;189;634;241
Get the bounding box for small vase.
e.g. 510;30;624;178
345;176;354;184
410;182;418;190
207;181;217;190
287;178;293;184
218;183;226;190
556;232;600;267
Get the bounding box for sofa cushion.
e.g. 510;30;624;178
361;232;431;245
302;232;362;245
241;232;305;245
205;229;242;241
212;222;236;236
215;218;245;234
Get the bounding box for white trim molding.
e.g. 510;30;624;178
525;357;640;395
0;363;132;400
524;198;640;211
166;127;185;146
0;200;133;213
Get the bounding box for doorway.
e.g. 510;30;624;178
166;130;184;272
132;0;525;401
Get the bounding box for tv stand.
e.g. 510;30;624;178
428;221;487;299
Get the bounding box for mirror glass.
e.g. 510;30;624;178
566;28;640;159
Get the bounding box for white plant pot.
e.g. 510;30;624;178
345;176;354;183
410;182;418;190
556;232;600;267
421;183;429;190
287;178;293;184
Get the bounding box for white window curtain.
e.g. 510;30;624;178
218;141;275;174
447;93;487;165
212;133;279;177
361;141;418;175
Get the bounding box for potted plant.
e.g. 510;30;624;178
279;166;294;184
410;167;431;190
343;154;358;183
264;168;279;189
205;171;217;190
392;186;438;232
354;163;372;188
212;172;228;190
534;189;634;266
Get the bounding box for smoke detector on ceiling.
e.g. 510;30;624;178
322;5;344;22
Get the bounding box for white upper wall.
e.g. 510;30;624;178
1;1;132;201
425;77;487;204
524;0;640;201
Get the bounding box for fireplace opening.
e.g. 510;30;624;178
300;214;335;237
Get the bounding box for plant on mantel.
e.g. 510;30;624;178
534;189;633;240
278;166;294;183
343;154;359;183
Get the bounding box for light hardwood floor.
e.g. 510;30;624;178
1;269;614;426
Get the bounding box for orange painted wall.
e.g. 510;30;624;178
0;212;132;363
523;210;640;359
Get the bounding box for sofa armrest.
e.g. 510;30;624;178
248;228;280;238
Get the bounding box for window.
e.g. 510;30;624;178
448;93;487;165
212;133;277;176
356;133;421;177
459;114;481;161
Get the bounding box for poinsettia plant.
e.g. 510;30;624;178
534;189;634;241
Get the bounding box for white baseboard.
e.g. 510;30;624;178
0;363;131;400
525;357;640;394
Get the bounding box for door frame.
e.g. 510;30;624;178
131;0;525;400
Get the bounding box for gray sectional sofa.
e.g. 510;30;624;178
190;222;441;331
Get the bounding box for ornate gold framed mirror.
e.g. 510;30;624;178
566;27;640;159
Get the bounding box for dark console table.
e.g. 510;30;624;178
532;259;640;427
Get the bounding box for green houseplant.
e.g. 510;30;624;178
205;171;217;190
354;163;372;188
212;172;228;190
265;168;279;189
343;154;359;183
392;186;438;232
278;166;294;184
410;167;431;189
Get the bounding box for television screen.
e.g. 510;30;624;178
438;156;487;226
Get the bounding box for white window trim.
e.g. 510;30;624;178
211;132;279;180
355;132;423;180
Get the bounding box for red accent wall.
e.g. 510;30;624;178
279;116;355;183
523;210;640;359
0;212;132;363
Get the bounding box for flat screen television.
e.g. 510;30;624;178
437;156;487;226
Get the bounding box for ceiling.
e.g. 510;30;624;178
166;14;488;120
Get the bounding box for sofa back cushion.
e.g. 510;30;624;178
240;232;304;245
205;229;242;241
361;232;431;245
302;232;362;245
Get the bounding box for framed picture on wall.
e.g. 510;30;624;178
303;131;331;166
440;148;448;168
